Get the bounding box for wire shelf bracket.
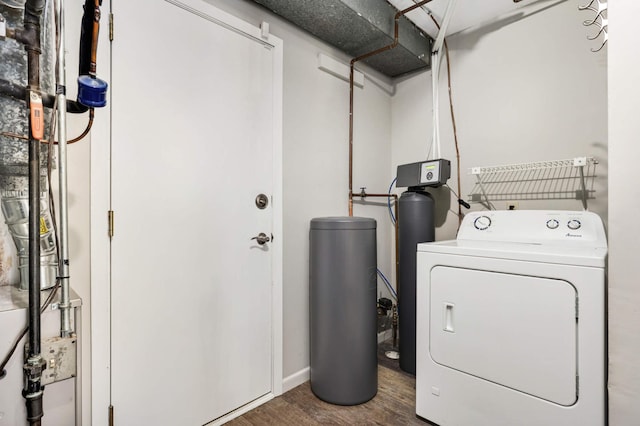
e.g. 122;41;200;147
468;157;598;210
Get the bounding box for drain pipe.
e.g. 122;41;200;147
18;0;47;424
348;0;433;216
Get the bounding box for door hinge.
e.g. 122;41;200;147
108;404;114;426
109;13;114;42
108;210;114;238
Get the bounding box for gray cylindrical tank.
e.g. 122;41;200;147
398;191;434;375
309;217;377;405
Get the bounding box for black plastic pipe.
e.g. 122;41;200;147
24;0;45;26
27;123;41;358
22;1;46;424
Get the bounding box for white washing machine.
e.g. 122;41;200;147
416;210;607;426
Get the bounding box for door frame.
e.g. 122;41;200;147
89;1;283;424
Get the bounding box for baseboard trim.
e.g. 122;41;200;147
282;367;310;393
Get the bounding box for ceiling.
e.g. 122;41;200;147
250;0;567;78
387;0;565;39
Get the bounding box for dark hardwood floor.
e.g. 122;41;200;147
228;341;429;425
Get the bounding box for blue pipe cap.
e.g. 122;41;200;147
77;75;108;108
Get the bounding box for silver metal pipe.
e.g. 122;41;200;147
55;0;72;337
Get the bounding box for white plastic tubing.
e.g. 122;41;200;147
430;0;458;160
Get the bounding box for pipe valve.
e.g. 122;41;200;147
23;355;46;382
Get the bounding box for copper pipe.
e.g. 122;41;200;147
67;108;94;143
89;0;100;77
357;192;394;197
1;108;94;144
348;0;434;216
0;132;29;141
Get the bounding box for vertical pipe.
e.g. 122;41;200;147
347;56;358;218
24;10;42;364
430;0;458;160
348;0;433;216
430;51;439;159
27;124;41;357
55;0;72;337
23;2;47;424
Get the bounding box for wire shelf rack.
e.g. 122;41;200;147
468;157;598;209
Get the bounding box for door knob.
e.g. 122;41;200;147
250;232;271;245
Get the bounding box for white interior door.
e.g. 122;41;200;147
110;1;280;424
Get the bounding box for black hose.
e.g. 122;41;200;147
79;0;102;76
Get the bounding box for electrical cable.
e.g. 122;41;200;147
387;177;397;224
444;183;470;210
377;268;397;300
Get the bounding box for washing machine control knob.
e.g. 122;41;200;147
567;219;582;230
546;219;560;230
473;215;492;230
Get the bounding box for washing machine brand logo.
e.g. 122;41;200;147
566;233;583;238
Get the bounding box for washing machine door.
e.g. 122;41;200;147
429;266;577;406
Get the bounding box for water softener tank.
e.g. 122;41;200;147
309;217;377;405
398;190;435;374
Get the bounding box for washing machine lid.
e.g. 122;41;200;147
418;210;607;267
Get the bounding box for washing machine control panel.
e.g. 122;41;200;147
473;215;492;230
546;219;560;229
458;210;606;246
567;219;581;230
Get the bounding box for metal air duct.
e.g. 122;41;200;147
252;0;432;77
0;0;58;291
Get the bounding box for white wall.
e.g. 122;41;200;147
607;2;640;424
392;0;608;241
